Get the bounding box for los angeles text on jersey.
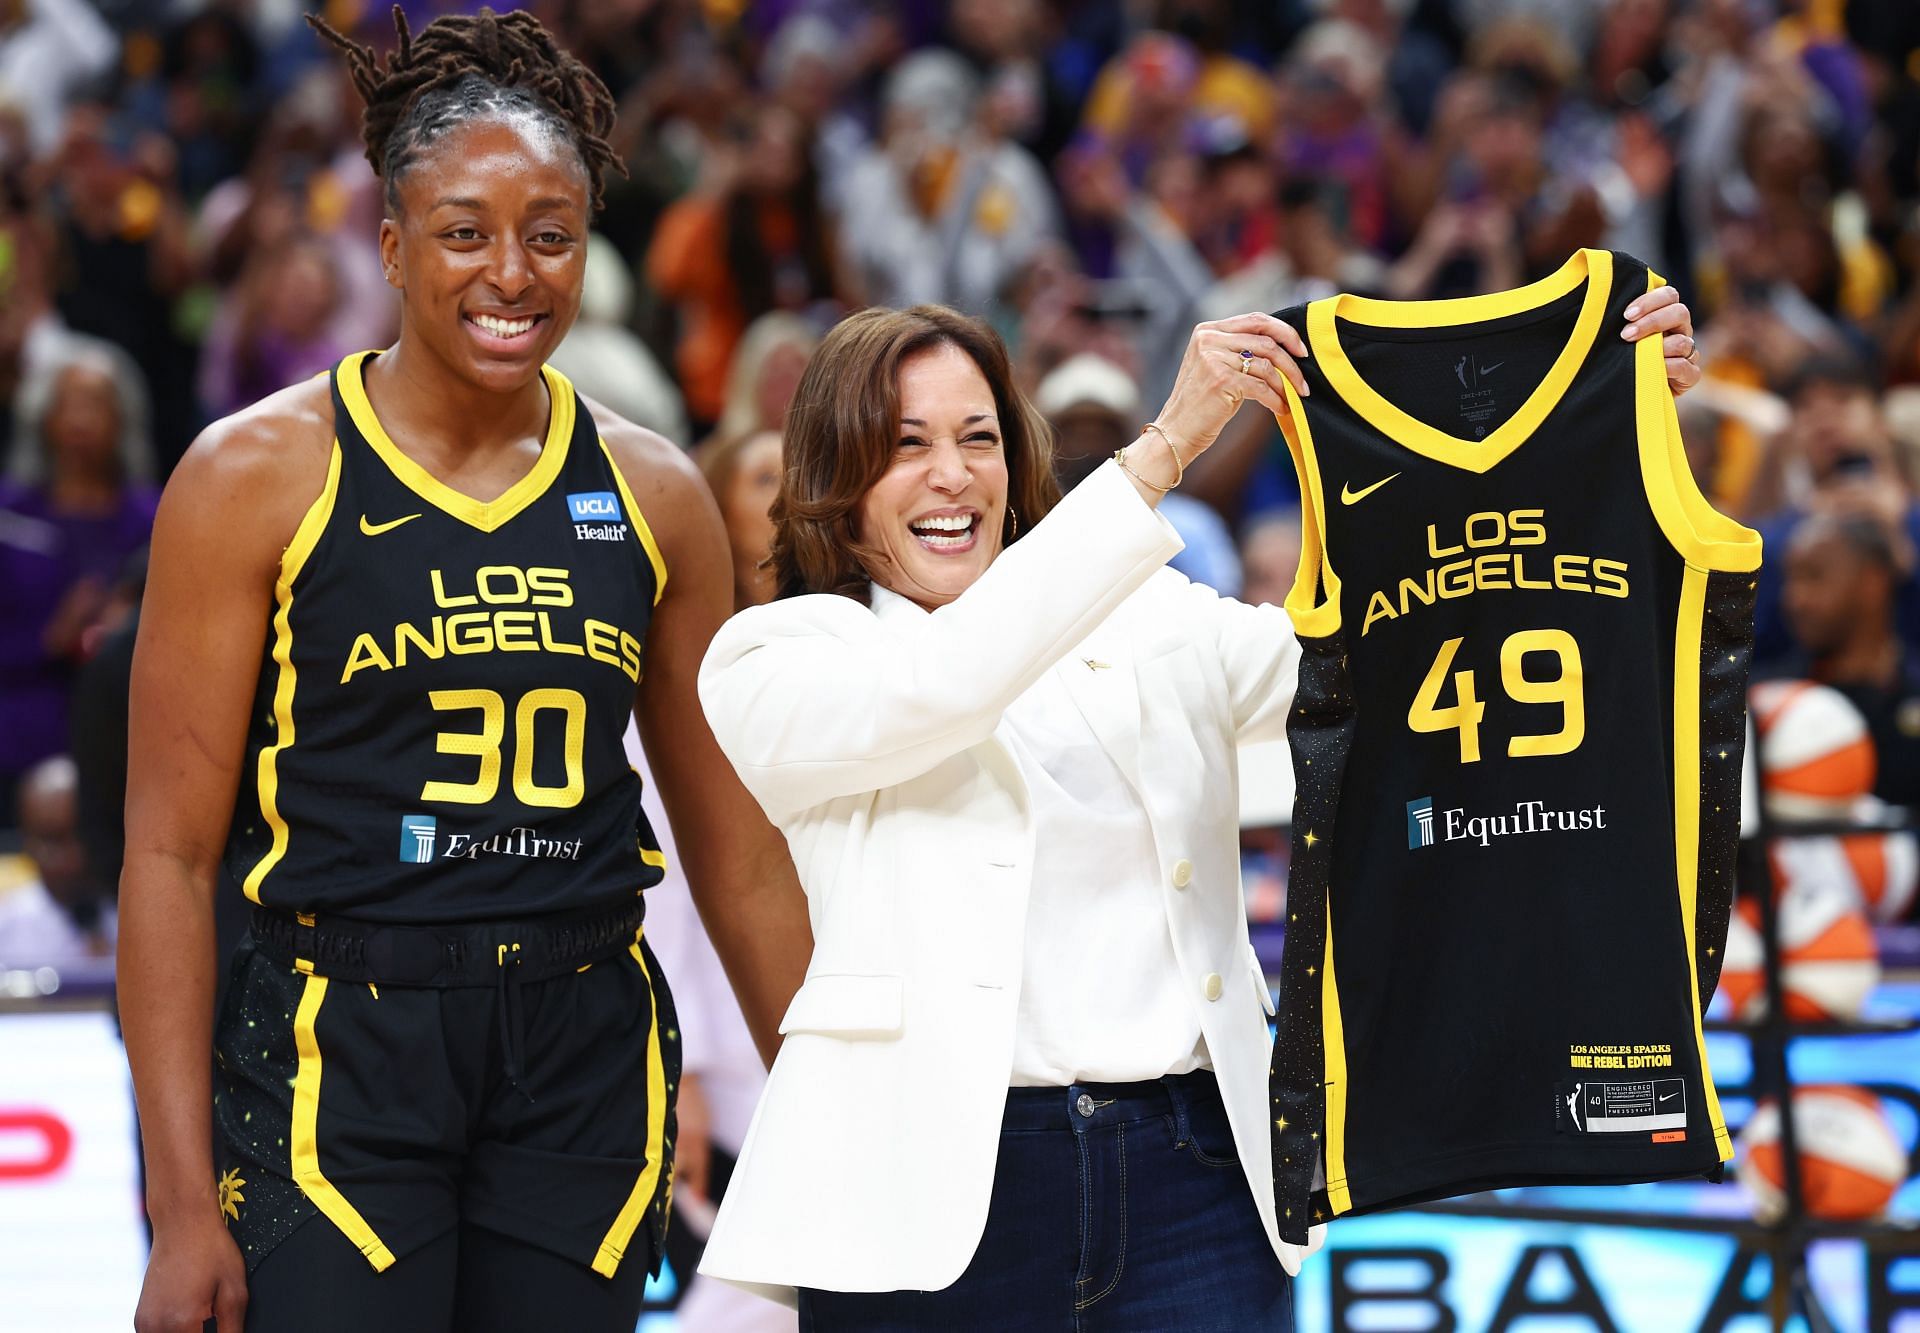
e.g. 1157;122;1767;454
1361;508;1631;636
1407;795;1607;849
338;565;644;684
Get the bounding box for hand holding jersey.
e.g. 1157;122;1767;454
1115;313;1310;502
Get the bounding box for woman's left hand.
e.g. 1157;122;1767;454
1621;285;1702;397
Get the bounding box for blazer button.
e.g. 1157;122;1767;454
1203;972;1223;1002
1171;858;1194;889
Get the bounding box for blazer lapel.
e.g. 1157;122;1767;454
1056;624;1146;797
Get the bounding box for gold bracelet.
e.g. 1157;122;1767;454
1139;421;1189;486
1114;445;1175;494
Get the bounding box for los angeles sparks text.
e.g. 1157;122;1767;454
339;565;644;684
1361;508;1630;636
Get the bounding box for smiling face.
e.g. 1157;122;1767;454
381;113;589;394
856;343;1009;610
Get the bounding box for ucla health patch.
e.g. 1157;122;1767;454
567;491;623;522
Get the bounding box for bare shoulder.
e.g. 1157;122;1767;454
159;374;338;571
169;376;336;520
583;395;720;556
586;396;704;502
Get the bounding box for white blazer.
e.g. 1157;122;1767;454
696;461;1320;1305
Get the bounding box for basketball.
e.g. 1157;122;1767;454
1771;822;1920;924
1737;1085;1909;1223
1717;877;1880;1021
1749;681;1878;821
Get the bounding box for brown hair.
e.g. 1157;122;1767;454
770;306;1062;602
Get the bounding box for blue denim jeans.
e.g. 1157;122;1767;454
798;1069;1294;1331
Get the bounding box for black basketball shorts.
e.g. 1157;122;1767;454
211;918;678;1282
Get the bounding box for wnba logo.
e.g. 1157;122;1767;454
1407;798;1435;849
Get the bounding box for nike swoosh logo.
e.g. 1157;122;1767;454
360;513;422;536
1482;361;1504;373
1658;1091;1679;1103
1340;473;1401;505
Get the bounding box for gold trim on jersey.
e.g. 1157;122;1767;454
597;436;668;605
1321;900;1353;1215
292;975;397;1270
242;442;343;904
1307;248;1612;474
1635;272;1764;574
336;351;576;534
1671;567;1735;1163
593;929;670;1277
1276;375;1343;637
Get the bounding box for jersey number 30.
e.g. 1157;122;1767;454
1408;630;1584;763
421;687;587;808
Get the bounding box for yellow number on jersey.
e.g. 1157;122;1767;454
513;688;587;808
420;690;505;803
1501;628;1585;758
1408;636;1486;764
1410;629;1586;763
422;687;588;808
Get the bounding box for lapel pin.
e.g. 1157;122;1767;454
1083;658;1111;671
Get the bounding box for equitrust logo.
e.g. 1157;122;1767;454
1406;798;1435;849
399;814;437;863
1406;796;1608;850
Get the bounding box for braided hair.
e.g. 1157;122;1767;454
307;6;623;212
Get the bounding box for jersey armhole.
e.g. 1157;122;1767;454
1635;270;1763;574
596;436;668;605
1277;378;1342;637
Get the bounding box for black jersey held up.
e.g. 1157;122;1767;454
1266;249;1762;1242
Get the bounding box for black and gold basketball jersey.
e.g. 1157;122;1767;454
224;351;666;923
1266;249;1762;1242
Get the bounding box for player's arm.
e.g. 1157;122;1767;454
122;387;333;1333
599;413;812;1064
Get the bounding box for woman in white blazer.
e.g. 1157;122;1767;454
697;302;1312;1328
696;295;1704;1328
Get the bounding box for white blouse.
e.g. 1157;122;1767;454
1004;665;1208;1086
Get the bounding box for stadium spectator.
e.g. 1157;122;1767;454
0;0;116;158
549;231;690;445
836;49;1059;314
0;754;114;977
710;310;816;447
44;106;199;467
646;103;846;429
1776;513;1920;810
700;428;784;611
0;337;155;824
1751;358;1920;665
1240;511;1304;611
196;231;349;418
1035;350;1242;594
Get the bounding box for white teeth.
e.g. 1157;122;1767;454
473;314;536;337
915;530;970;548
910;514;973;533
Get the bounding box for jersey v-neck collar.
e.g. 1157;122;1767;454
1306;247;1613;475
336;349;575;533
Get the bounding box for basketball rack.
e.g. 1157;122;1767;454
1394;814;1920;1332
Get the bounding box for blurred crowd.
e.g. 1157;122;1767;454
10;0;1920;966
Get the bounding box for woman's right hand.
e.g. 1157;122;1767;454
1121;313;1308;499
134;1213;249;1332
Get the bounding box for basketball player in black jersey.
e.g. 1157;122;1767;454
120;11;808;1332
